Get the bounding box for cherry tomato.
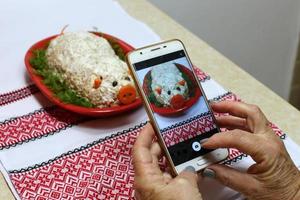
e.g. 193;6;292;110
170;94;185;109
117;85;136;105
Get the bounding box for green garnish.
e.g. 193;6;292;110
109;40;126;61
30;49;94;108
145;73;164;107
177;66;195;97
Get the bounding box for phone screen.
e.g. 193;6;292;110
133;50;219;166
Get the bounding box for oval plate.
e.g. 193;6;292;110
143;63;202;116
25;32;142;117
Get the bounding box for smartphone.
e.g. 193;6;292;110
127;39;228;175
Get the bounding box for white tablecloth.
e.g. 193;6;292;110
0;1;299;199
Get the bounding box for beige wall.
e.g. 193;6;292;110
290;40;300;110
149;0;300;100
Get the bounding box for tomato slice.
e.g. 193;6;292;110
117;85;136;105
170;94;185;109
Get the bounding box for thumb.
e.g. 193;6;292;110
203;164;260;195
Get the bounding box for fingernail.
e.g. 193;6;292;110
202;168;215;178
200;138;209;145
200;138;210;148
184;166;196;173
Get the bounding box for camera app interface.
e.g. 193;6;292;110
134;50;219;165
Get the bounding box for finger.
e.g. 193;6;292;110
150;142;163;164
203;164;261;196
150;142;162;159
211;101;269;133
164;166;172;176
202;130;264;162
133;123;162;176
216;115;250;132
134;191;141;200
134;123;155;150
175;171;199;188
163;172;172;183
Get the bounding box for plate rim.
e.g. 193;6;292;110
142;63;202;116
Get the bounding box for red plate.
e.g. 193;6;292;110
25;32;142;117
143;63;202;115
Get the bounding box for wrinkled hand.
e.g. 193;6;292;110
202;101;300;200
133;123;202;200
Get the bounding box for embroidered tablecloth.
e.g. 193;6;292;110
1;0;300;200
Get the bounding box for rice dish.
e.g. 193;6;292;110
151;63;189;108
46;32;136;107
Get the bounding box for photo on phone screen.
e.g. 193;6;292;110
133;50;219;166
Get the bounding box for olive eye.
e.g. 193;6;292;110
125;76;131;81
112;81;118;87
100;76;103;80
167;90;171;95
176;87;181;91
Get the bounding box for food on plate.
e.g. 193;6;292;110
150;63;190;109
31;31;137;108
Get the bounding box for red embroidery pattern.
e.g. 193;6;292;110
269;123;284;137
4;68;287;200
0;68;208;150
227;148;243;160
211;92;240;103
162;114;216;147
0;85;39;106
10;128;141;200
8;116;286;200
193;67;208;81
0;107;84;149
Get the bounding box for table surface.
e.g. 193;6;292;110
1;0;300;198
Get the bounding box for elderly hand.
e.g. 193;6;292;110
202;101;300;200
132;123;202;200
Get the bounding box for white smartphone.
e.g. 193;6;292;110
127;39;228;175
